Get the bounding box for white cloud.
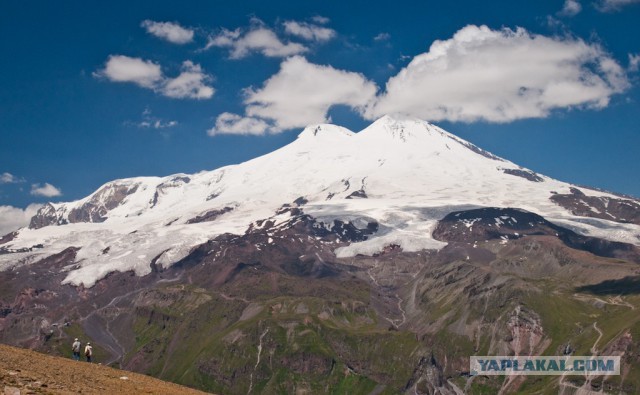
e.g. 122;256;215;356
311;15;330;24
141;20;194;44
0;172;24;184
629;53;640;72
544;15;564;29
559;0;582;16
207;24;631;136
596;0;640;11
0;204;42;235
366;25;629;123
206;22;307;59
208;113;272;136
136;109;178;129
244;56;378;130
283;21;336;42
140;120;178;129
161;61;214;99
374;32;391;41
96;56;214;99
95;55;163;88
30;183;62;197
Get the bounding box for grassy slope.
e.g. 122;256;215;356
125;280;422;395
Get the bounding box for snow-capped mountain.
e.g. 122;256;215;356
1;115;639;287
3;115;640;395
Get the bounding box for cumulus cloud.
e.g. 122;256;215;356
244;56;378;131
205;20;307;59
30;183;62;197
161;61;214;99
95;55;163;88
141;20;194;44
0;172;24;184
366;25;629;123
95;56;214;99
283;21;336;42
206;24;631;136
207;113;272;136
596;0;640;11
0;204;42;235
629;53;640;72
559;0;582;16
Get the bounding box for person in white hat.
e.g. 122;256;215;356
71;338;81;361
84;342;93;363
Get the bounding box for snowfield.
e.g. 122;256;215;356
1;115;638;287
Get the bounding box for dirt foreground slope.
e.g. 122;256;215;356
0;344;210;394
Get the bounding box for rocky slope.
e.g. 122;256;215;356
0;343;209;394
0;116;639;394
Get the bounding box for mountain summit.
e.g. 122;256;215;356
1;116;638;287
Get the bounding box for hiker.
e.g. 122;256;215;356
71;338;81;361
84;342;93;363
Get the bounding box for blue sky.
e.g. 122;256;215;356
1;0;639;230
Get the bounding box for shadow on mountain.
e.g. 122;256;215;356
576;276;640;295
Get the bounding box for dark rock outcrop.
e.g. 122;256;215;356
346;189;368;199
68;183;139;223
502;168;543;182
433;207;639;261
186;207;234;224
433;207;556;243
550;187;640;225
293;196;308;206
0;231;18;245
29;203;67;229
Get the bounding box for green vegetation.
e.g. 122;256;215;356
123;283;425;394
39;322;111;366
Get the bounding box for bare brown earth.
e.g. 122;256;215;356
0;344;210;395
